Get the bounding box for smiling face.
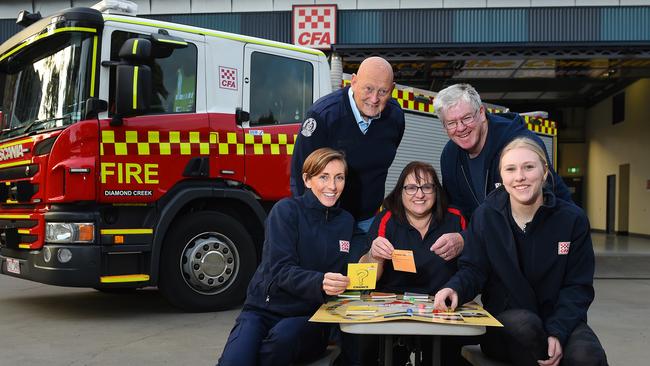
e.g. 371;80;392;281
441;101;488;158
401;172;435;221
304;159;346;207
350;57;395;119
500;147;548;208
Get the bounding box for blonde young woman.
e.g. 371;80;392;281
434;137;607;366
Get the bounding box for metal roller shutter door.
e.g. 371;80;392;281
537;134;555;167
385;112;449;194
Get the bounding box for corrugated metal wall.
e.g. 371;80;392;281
146;12;291;42
601;7;650;41
385;112;448;194
2;6;650;46
0;19;20;44
150;6;650;45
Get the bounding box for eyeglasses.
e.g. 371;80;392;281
403;184;435;195
362;85;391;98
443;110;480;131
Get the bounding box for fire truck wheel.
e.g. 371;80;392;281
159;211;256;312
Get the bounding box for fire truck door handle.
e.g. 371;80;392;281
236;108;250;125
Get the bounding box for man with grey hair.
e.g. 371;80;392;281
430;83;571;259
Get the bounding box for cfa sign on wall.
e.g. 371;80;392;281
292;4;337;50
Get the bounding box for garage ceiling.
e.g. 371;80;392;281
333;42;650;112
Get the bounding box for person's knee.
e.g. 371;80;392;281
266;326;299;350
563;345;608;366
564;323;608;366
498;309;545;345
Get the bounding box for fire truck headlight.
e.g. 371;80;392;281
46;223;95;243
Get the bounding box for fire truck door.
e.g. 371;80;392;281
99;29;209;203
242;45;318;200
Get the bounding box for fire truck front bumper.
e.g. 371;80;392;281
0;245;101;287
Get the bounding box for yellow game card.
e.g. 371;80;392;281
347;263;378;290
392;249;416;273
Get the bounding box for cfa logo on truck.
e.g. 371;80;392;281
219;66;237;90
292;5;337;50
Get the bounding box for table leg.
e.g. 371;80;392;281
432;335;441;366
384;335;393;366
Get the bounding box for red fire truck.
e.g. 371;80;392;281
0;1;332;311
0;1;559;312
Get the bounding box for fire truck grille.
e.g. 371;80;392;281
0;219;38;249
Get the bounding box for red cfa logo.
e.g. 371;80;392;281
292;5;337;50
558;242;571;255
339;240;350;253
219;66;237;90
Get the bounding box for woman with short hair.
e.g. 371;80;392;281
218;148;353;366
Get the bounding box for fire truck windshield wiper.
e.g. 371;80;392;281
22;115;71;135
0;115;71;139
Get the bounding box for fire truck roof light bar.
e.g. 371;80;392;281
92;0;137;16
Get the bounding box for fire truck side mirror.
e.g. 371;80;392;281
235;108;250;125
84;98;108;120
118;38;152;62
114;64;152;120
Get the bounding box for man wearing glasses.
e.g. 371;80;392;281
291;56;405;261
429;83;571;257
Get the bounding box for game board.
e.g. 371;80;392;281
309;297;502;327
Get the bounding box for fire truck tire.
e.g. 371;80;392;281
159;211;256;312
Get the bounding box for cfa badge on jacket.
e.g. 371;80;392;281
339;240;350;253
558;241;571;255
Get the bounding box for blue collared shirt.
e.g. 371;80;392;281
348;88;379;134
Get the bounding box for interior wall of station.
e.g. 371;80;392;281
585;78;650;235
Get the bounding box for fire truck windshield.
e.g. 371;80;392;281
0;32;95;139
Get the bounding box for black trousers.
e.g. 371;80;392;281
481;309;608;366
359;334;473;366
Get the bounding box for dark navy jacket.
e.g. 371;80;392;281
365;209;466;295
445;187;595;345
243;189;354;317
290;87;405;221
440;112;572;219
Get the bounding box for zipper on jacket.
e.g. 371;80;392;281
483;169;489;198
461;164;481;206
264;278;276;304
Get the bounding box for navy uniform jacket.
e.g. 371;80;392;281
445;186;595;345
365;209;466;294
290;87;405;221
243;189;354;317
440;112;572;219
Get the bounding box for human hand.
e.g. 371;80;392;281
430;233;464;261
433;288;458;311
322;272;350;296
538;336;563;366
369;236;394;262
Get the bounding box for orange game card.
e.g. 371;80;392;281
392;249;416;273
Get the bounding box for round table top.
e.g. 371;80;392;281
340;321;486;336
